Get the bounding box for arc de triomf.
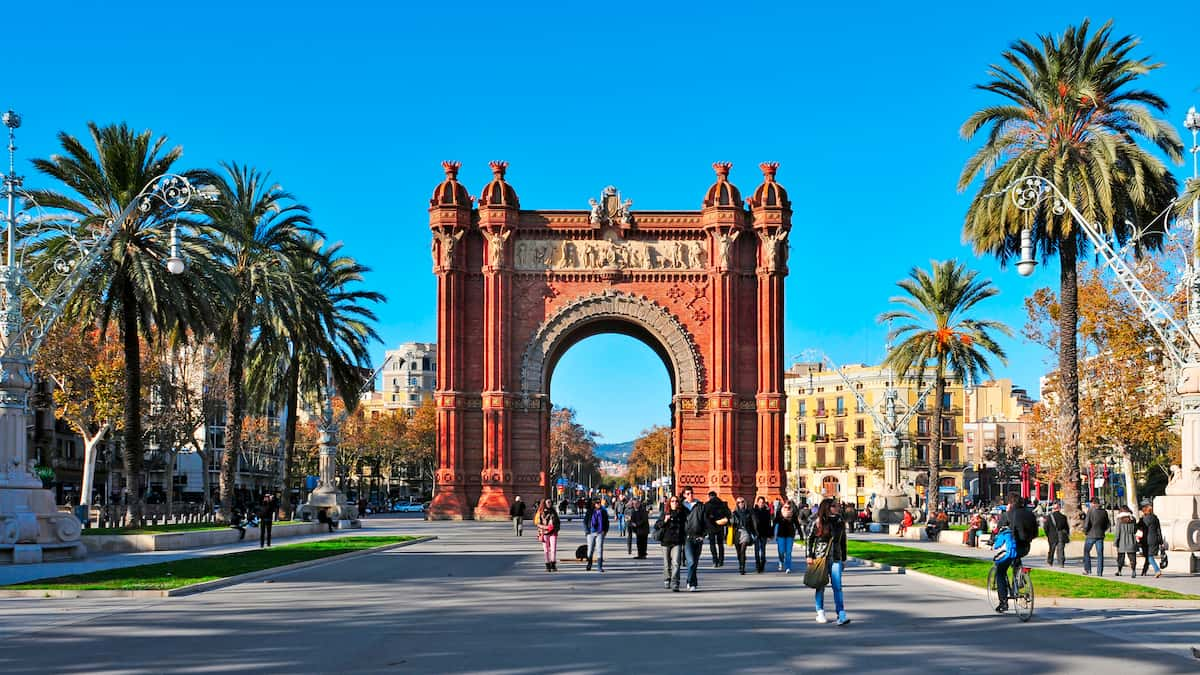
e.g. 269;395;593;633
428;161;791;519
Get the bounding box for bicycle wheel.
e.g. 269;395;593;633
985;566;999;610
1014;567;1035;622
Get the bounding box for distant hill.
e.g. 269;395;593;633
595;441;633;462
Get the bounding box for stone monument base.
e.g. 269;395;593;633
297;488;359;525
872;492;911;525
0;487;87;564
1153;492;1200;553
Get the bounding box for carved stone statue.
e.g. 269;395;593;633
712;230;741;269
759;229;789;272
483;229;511;268
589;198;604;225
617;198;634;226
691;241;706;268
434;230;465;268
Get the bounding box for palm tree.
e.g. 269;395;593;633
246;238;382;516
879;260;1010;520
27;123;227;524
958;20;1182;527
197;163;321;519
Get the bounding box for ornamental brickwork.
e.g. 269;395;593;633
428;161;791;519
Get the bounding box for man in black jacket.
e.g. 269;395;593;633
1044;502;1070;567
995;492;1037;613
704;491;731;568
509;496;526;536
1082;501;1111;576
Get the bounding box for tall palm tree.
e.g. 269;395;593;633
197;163;321;519
958;20;1182;527
879;260;1010;520
246;238;382;516
27;123;227;524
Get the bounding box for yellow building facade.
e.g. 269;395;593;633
783;362;969;507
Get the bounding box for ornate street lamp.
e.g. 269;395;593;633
0;111;202;563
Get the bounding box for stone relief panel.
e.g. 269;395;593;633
514;236;707;272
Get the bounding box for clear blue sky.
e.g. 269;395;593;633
8;2;1198;443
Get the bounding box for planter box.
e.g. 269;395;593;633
82;522;325;553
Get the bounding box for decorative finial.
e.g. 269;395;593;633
759;162;779;182
712;162;732;181
489;160;508;179
441;160;461;179
1;110;20;130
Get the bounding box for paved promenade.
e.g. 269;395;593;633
0;517;1197;674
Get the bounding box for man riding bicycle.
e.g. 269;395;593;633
994;491;1038;613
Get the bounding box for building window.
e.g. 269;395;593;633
855;419;865;438
822;475;840;496
798;475;807;489
797;447;807;466
942;392;952;408
941;444;954;463
816;422;826;437
836;396;845;415
410;361;417;370
835;421;845;439
409;377;418;387
816;399;826;415
942;418;955;435
422;357;431;371
916;444;927;462
856;475;866;489
816;448;826;466
798;400;806;416
917;418;928;435
409;394;419;402
798;422;806;439
834;446;845;466
854;445;865;463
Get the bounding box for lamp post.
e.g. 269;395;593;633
0;111;196;563
1005;166;1200;563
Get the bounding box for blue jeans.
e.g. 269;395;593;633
616;513;625;535
684;538;703;587
753;538;768;571
1142;549;1161;574
776;536;794;571
1083;537;1105;575
814;560;845;614
586;532;605;569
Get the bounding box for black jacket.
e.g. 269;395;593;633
628;504;650;534
704;496;731;536
509;500;527;518
1001;505;1038;544
751;505;773;539
1082;507;1111;539
1137;512;1163;553
730;506;756;541
659;506;687;547
773;511;799;539
806;515;847;561
1044;511;1069;543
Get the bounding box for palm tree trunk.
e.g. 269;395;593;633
1058;234;1083;529
220;308;248;522
927;363;946;522
279;350;301;517
120;277;145;527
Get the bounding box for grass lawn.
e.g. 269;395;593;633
82;521;302;536
938;525;1112;542
6;536;413;591
846;540;1197;600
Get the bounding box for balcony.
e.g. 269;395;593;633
815;410;828;418
835;409;847;417
811;434;829;443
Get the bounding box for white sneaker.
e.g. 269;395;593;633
815;610;828;624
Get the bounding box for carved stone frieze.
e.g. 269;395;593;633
513;234;706;272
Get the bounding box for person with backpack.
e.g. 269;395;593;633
584;496;609;572
806;498;850;626
729;496;756;574
657;495;687;591
704;490;731;568
536;499;560;573
773;501;800;573
1082;501;1111;576
994;492;1037;613
682;487;707;591
751;496;773;573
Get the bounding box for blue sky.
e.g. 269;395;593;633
7;2;1198;443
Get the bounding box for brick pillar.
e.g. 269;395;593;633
748;162;792;501
428;162;474;520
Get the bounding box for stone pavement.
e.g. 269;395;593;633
0;518;1197;674
852;530;1200;597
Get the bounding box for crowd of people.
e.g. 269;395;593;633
523;490;853;626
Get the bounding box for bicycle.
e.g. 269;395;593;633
986;557;1035;622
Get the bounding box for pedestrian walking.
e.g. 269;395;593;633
1044;503;1069;567
729;496;756;574
536;499;560;572
773;501;800;573
1114;506;1138;577
751;496;772;573
259;493;276;548
585;496;609;572
510;496;527;536
658;496;687;591
1137;501;1164;578
682;487;706;591
629;498;650;558
615;495;627;537
704;491;731;568
806;498;850;626
1082;502;1111;576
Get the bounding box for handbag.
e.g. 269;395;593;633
1160;545;1169;569
803;527;843;589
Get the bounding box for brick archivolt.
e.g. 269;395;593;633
519;290;703;397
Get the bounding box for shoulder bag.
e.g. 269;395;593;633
803;526;843;589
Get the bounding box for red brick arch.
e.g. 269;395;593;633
428;161;791;519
